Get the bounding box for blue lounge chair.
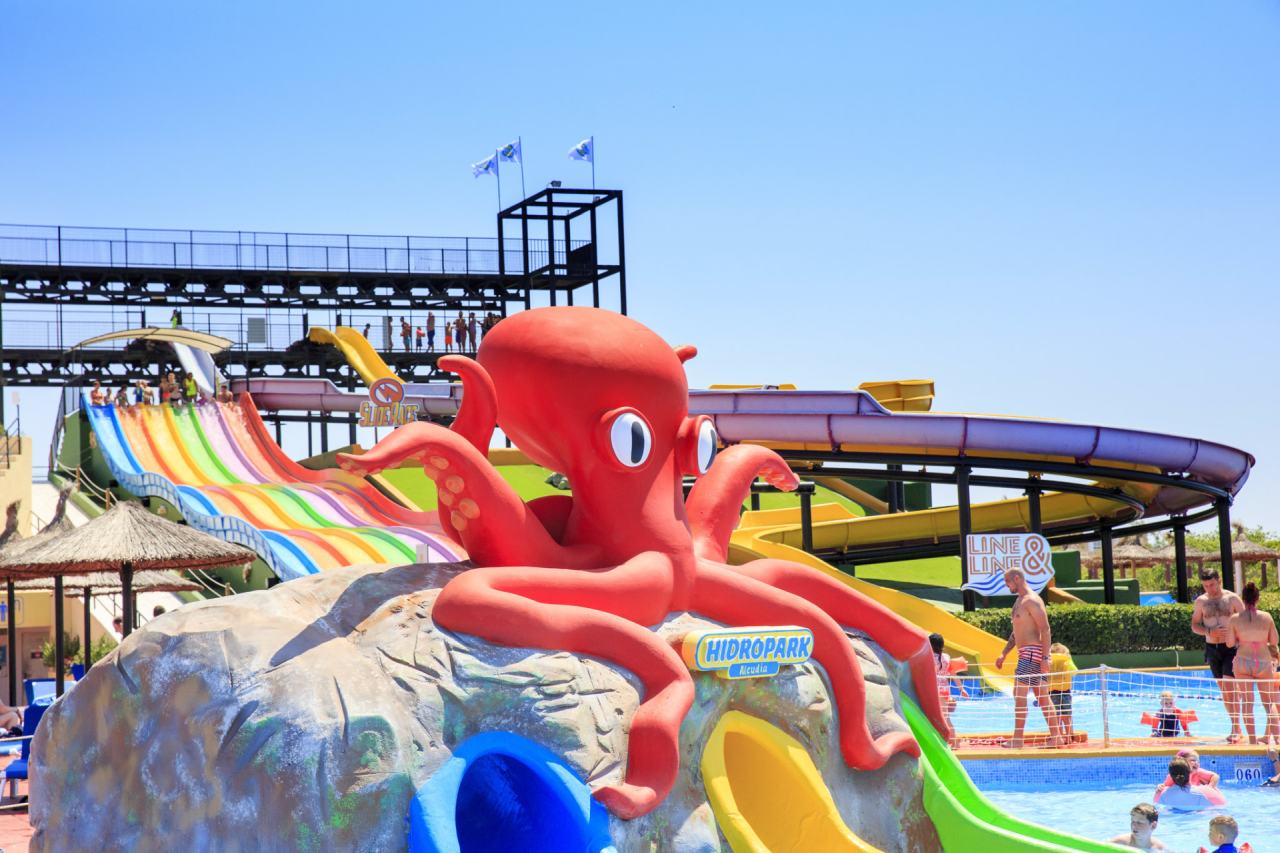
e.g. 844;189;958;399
4;701;49;799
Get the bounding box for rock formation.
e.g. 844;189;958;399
31;561;939;852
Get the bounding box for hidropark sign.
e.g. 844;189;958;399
358;377;420;428
961;533;1055;596
681;626;814;679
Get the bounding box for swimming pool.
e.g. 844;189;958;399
966;753;1280;849
981;782;1278;851
950;667;1278;741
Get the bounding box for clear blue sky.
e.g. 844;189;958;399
3;2;1278;532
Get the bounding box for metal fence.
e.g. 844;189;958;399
0;224;584;276
1;306;491;353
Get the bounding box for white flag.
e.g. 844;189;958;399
471;153;499;178
498;138;522;164
567;137;593;162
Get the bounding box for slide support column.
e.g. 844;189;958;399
957;464;974;612
1100;523;1116;605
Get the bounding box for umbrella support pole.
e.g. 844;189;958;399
55;575;64;697
122;562;134;638
84;588;93;673
5;581;15;707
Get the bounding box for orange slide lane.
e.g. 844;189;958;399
218;402;416;529
119;407;367;568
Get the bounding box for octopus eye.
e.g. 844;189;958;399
609;412;652;468
696;420;718;474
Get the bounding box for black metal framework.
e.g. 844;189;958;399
1;190;628;398
498;188;625;313
767;448;1238;608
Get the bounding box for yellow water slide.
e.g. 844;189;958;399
702;711;882;852
730;507;1012;682
308;325;402;385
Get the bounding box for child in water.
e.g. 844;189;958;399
1201;815;1251;853
1150;690;1193;737
1155;748;1218;799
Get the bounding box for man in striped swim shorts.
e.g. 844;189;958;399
994;568;1062;749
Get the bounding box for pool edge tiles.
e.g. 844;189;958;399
962;753;1275;790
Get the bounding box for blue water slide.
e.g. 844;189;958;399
81;394;318;580
408;732;615;853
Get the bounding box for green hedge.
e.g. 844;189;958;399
956;603;1280;656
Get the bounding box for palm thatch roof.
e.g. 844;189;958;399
1079;538;1162;567
1153;540;1215;563
13;570;200;594
1230;524;1280;563
0;501;253;577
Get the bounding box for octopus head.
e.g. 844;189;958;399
477;307;718;496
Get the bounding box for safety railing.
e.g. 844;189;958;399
0;224;582;277
1;413;21;471
942;664;1260;751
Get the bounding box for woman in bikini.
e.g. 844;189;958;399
1227;582;1279;744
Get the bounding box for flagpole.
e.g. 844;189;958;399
518;135;526;200
495;151;502;211
591;136;596;189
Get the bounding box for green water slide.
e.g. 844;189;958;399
902;700;1126;852
172;407;413;562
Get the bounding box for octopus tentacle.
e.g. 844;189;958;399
439;355;497;453
338;425;593;567
727;558;951;740
433;553;694;819
692;560;919;771
685;444;800;561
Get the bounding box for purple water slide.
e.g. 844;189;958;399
689;390;1253;516
228;378;1253;519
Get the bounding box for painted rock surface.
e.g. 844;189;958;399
30;562;939;852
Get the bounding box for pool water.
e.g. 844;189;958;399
950;668;1278;741
983;783;1280;851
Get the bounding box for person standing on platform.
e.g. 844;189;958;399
400;317;412;352
443;320;453;353
1192;567;1246;743
468;312;479;348
426;311;436;352
455;312;468;352
415;325;424;351
994;567;1061;748
362;323;371;339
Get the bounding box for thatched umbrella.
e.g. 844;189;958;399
14;570;201;675
1080;538;1162;579
0;501;252;696
1229;524;1280;588
1153;539;1214;590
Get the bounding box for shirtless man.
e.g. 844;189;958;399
1227;581;1279;743
994;568;1061;748
1192;567;1246;742
1108;803;1168;850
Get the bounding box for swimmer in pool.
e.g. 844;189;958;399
1108;803;1168;850
1155;748;1218;799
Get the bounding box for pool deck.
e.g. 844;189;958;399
0;754;32;853
959;735;1280;760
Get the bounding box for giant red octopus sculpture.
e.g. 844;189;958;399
338;307;950;819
